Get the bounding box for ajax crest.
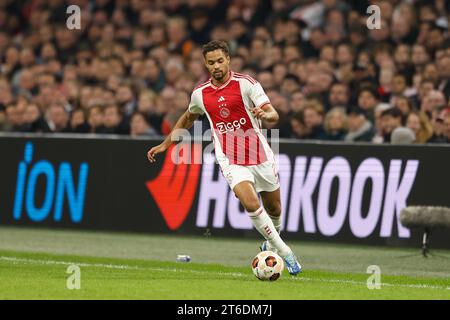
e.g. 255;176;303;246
220;107;230;118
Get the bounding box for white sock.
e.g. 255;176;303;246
248;207;291;257
267;214;282;251
268;213;281;234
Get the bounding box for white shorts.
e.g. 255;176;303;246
220;159;280;193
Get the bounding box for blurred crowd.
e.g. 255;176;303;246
1;0;450;144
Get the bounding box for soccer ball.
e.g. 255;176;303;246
251;251;284;281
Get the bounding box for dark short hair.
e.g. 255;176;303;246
381;107;402;119
358;86;379;100
292;110;305;124
202;40;230;57
132;111;151;125
348;106;367;118
284;74;300;84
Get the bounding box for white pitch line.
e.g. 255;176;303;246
0;256;140;270
1;256;449;292
294;276;450;291
0;256;246;278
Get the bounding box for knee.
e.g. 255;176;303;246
265;202;281;217
242;198;261;213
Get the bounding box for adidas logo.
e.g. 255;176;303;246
218;96;225;102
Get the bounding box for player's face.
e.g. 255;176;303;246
204;49;230;81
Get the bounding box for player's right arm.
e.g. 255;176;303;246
147;110;199;163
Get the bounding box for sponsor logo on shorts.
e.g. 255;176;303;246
225;172;233;184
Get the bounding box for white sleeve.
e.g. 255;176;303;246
188;90;205;115
248;82;271;108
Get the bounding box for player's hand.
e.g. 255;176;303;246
251;107;268;120
147;144;168;163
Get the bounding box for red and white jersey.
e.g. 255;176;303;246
188;71;273;166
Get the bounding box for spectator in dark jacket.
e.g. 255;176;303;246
24;103;50;132
380;107;404;143
301;101;327;140
324;107;347;141
345;107;376;142
69;108;90;133
130;111;158;137
46;103;71;133
103;104;129;134
87;105;106;134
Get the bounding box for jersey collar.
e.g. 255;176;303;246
210;71;233;90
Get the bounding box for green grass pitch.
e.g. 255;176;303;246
0;226;449;299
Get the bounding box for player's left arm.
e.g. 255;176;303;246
247;81;279;125
251;103;279;124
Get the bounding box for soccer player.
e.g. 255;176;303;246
147;40;302;275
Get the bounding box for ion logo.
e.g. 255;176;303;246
13;142;89;223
